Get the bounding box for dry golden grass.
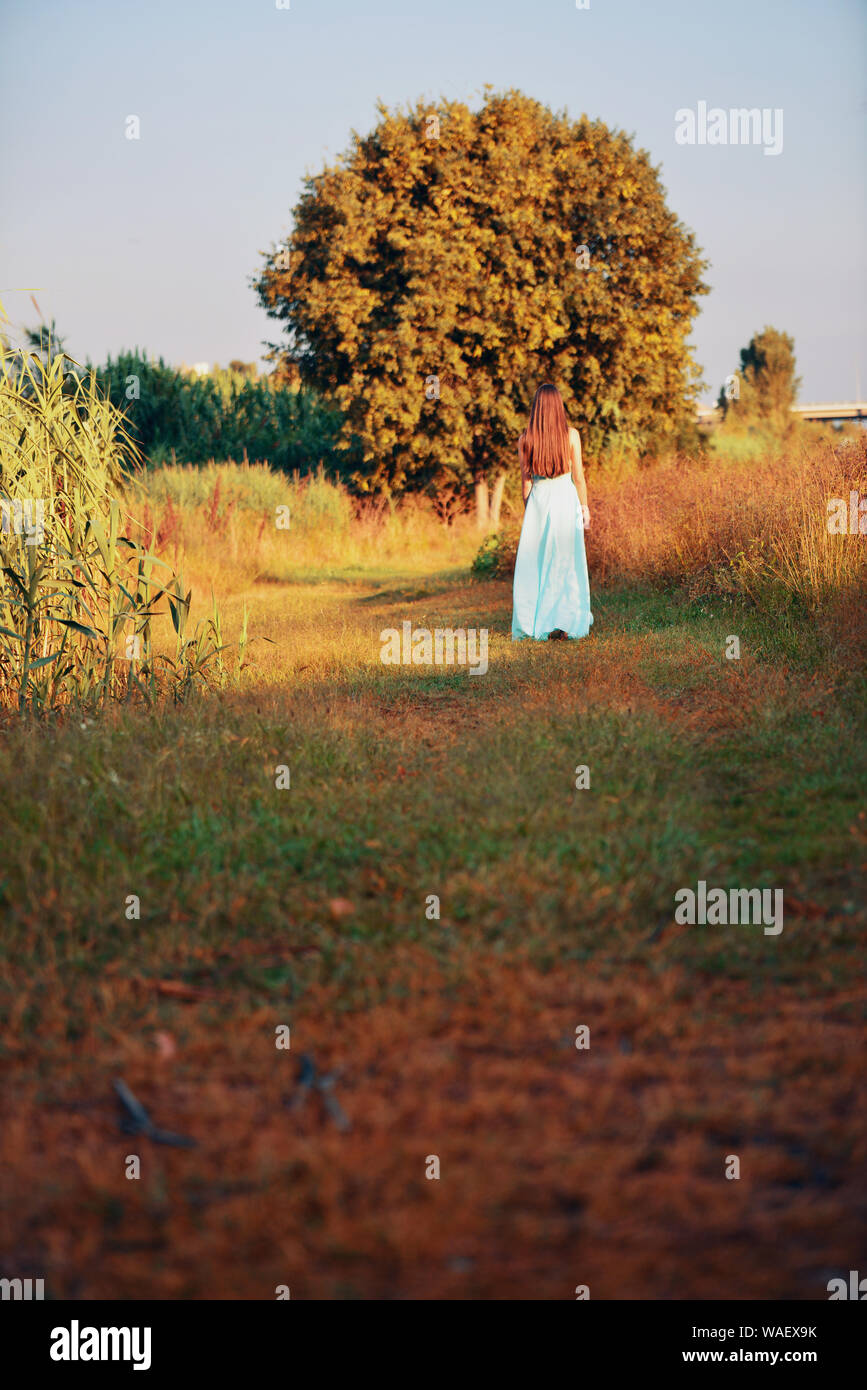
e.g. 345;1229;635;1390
118;437;867;643
2;434;865;1300
125;472;481;600
585;436;867;606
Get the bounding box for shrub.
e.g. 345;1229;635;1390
92;352;347;476
471;527;520;580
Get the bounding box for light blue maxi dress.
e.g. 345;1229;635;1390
511;471;593;641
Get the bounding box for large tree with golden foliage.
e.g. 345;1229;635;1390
255;90;708;524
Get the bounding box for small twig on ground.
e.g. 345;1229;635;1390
113;1078;197;1148
285;1054;351;1132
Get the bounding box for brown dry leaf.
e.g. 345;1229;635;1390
328;898;355;921
154;980;212;1001
155;1031;176;1059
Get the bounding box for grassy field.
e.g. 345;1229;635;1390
2;458;865;1297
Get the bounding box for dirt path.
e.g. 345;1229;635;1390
1;573;864;1298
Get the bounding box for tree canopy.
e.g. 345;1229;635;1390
255;89;708;506
718;326;800;427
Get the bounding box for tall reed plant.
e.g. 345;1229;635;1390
0;350;234;714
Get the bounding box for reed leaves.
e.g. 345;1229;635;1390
0;349;230;714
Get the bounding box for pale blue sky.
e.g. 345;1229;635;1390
1;0;864;403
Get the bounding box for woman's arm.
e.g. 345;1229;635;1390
519;435;532;505
570;428;589;522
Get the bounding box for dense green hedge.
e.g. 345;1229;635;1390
91;352;350;475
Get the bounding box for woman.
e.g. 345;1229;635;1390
511;383;593;642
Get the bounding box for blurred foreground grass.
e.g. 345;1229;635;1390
1;550;864;1297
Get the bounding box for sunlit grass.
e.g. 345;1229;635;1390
1;418;865;1299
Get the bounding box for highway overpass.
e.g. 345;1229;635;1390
697;401;867;425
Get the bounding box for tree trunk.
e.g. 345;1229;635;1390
489;471;507;529
474;477;489;531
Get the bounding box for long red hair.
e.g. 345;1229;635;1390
521;384;570;479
